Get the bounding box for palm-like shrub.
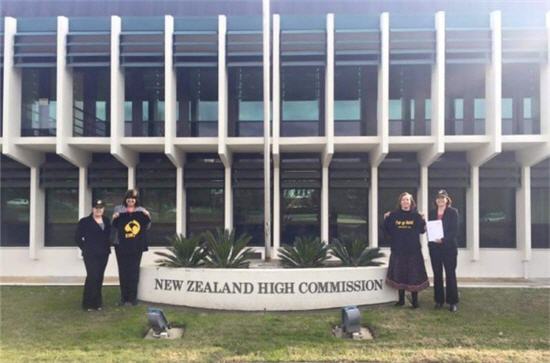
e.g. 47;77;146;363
278;236;330;268
203;228;252;268
330;238;385;267
154;234;206;267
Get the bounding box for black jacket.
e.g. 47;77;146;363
428;206;459;250
75;215;112;256
112;211;151;255
383;209;426;255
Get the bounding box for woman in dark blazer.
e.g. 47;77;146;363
428;189;459;312
75;200;111;311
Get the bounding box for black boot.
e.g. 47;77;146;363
395;289;405;306
411;292;419;309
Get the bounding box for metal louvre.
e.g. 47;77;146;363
227;16;262;67
428;153;470;188
67;33;110;67
184;154;225;188
379;154;419;188
480;153;520;188
136;154;176;188
502;28;548;64
334;15;380;66
390;30;435;65
281;16;326;66
531;159;550;189
329;154;370;189
232;154;264;189
281;154;321;189
0;156;30;188
88;154;127;188
120;17;164;67
446;29;491;64
174;17;218;68
14;31;57;67
40;154;78;188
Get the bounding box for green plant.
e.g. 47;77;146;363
330;238;385;267
154;234;206;267
203;228;252;268
278;236;330;268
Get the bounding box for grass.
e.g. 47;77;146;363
0;286;549;362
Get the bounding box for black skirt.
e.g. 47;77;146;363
386;251;429;292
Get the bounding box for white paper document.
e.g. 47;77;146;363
426;220;444;242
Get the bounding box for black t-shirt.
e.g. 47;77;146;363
113;211;151;255
384;209;426;255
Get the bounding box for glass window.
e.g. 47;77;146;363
281;188;320;244
454;99;464;119
479;187;516;248
281;66;324;136
21;68;57;136
329;189;368;243
187;188;224;237
389;99;403;120
73;68;110;137
177;68;218;137
334;66;361;122
502;98;513;119
45;188;79;247
140;188;176;246
228;67;264;136
0;188;30;246
234;189;264;246
124;67;164;136
523;98;532;119
425;99;431;120
532;187;550;249
474;98;485;119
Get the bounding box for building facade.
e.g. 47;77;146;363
1;0;549;279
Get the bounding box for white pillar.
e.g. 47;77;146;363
78;167;92;219
325;13;334;151
29;167;45;260
263;0;272;259
164;15;180;164
273;166;281;255
467;165;480;261
218;15;230;167
128;166;135;189
224;165;233;231
418;165;429;257
176;166;186;236
272;14;280;157
321;165;329;243
56;16;89;167
517;166;532;264
378;12;389;152
369;166;379;247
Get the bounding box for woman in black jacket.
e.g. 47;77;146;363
75;200;111;311
428;189;459;312
384;192;429;308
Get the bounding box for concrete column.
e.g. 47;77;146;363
56;16;89;167
273;166;281;255
517;166;531;265
111;16;137;168
224;165;233;230
128;166;136;190
164;15;180;165
218;15;230;167
272;15;280;158
467;165;480;261
369;166;379;247
371;12;389;166
78;167;92;219
325;13;334;152
263;0;272;259
29;167;45;260
176;166;186;236
321;165;329;243
418;165;429;257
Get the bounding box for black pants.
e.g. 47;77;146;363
115;252;143;303
82;253;109;309
429;245;459;304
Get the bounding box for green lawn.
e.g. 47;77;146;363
0;286;549;362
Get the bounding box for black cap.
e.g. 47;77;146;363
92;199;105;209
436;189;449;199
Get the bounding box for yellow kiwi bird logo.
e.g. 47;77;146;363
124;220;141;238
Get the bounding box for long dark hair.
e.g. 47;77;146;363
122;189;141;207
